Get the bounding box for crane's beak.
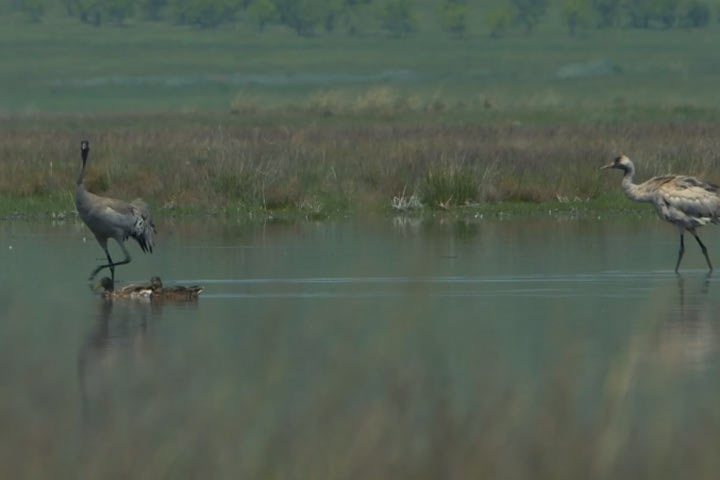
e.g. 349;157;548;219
599;163;615;170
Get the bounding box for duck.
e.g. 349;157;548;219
97;276;202;301
148;276;203;300
97;277;153;299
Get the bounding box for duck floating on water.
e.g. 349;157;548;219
149;276;204;300
98;276;203;301
98;277;153;299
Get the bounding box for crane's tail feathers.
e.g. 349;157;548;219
127;199;156;254
130;215;156;254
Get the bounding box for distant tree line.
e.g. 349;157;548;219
556;0;713;34
485;0;714;37
11;0;718;36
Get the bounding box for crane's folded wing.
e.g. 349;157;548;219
98;201;156;253
656;176;720;224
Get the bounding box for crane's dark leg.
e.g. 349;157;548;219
691;231;713;273
89;245;115;282
89;240;132;282
675;234;685;274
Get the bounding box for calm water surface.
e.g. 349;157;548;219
1;216;719;478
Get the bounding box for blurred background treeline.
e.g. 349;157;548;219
3;0;718;36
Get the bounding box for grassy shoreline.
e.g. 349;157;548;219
3;113;720;221
0;189;658;223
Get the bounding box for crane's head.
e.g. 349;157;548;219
80;140;90;162
600;155;632;172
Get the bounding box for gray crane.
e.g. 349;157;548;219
76;140;156;283
602;155;720;273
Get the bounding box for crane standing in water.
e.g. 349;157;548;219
601;155;720;273
76;140;156;283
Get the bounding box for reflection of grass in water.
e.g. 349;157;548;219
0;229;719;478
2;296;720;479
3;118;719;217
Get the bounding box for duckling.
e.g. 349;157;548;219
149;276;203;300
98;277;154;299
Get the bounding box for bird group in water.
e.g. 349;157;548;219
98;276;203;301
76;140;201;300
74;140;720;293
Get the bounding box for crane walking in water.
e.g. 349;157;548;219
76;140;156;283
601;155;720;273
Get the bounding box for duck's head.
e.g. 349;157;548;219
600;155;633;172
98;276;114;292
150;276;163;290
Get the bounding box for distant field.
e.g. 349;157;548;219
4;12;720;217
3;12;720;121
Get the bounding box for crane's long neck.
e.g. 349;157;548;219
77;150;88;186
75;150;92;219
620;162;645;202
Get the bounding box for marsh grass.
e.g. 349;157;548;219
3;117;720;217
421;166;479;208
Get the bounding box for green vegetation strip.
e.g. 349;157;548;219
1;114;712;219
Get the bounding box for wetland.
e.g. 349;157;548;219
2;217;720;478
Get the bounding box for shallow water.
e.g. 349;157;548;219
1;216;720;478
